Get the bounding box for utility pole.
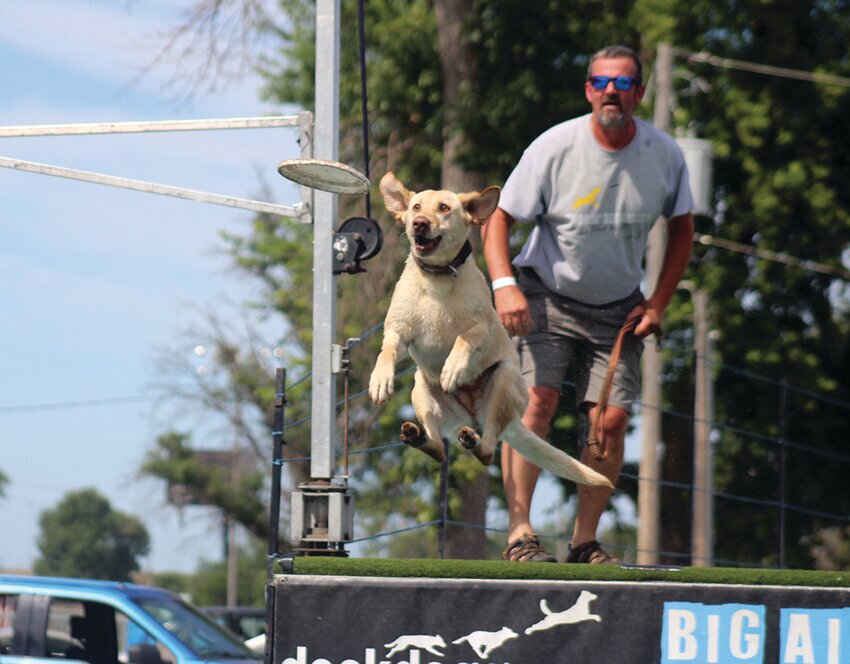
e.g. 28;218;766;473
227;438;240;605
677;132;715;567
310;0;341;482
226;514;238;605
288;0;354;555
691;289;714;566
637;43;672;566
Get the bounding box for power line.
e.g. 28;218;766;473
679;49;850;88
667;49;850;279
695;232;850;281
0;394;159;414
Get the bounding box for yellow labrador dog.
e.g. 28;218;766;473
369;172;611;488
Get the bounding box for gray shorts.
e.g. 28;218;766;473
515;270;645;412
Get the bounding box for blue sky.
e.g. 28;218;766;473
0;0;301;573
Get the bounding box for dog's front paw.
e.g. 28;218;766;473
439;354;470;393
369;364;395;404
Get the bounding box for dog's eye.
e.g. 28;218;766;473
439;203;450;212
412;203;420;211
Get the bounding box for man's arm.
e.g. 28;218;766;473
482;207;531;337
635;212;695;338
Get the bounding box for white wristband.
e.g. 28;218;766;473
491;276;517;291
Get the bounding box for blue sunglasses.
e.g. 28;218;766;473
588;75;640;91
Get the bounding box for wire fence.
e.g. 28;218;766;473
272;321;850;570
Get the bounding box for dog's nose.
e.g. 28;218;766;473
412;216;430;234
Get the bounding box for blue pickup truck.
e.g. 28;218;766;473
0;575;260;664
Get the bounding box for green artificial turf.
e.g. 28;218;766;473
274;556;850;588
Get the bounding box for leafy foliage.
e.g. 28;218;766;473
146;0;850;568
654;0;850;567
151;542;268;607
141;432;269;539
34;488;149;581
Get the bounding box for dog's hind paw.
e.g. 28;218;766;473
400;422;446;463
457;426;480;450
400;421;426;447
457;426;495;466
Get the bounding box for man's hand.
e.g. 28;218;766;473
631;301;663;339
495;286;532;337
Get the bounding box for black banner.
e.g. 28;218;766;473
272;575;850;664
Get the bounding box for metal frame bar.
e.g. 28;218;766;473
0;155;303;218
0;112;314;222
0;115;302;137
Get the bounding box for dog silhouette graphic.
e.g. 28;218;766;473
452;626;518;658
384;634;447;657
525;590;602;635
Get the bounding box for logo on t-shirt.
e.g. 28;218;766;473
572;186;602;209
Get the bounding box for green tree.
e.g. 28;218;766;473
150;0;850;568
0;469;7;499
141;431;269;539
151;542;267;607
637;0;850;567
34;488;150;580
241;0;647;558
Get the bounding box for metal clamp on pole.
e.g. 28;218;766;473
332;217;383;274
268;368;288;568
289;340;358;557
290;482;353;556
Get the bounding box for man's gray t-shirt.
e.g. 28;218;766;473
499;114;694;305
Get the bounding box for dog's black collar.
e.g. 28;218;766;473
413;240;472;277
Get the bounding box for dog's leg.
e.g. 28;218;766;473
369;328;403;404
406;372;449;463
470;362;613;487
456;426;494;465
474;362;528;464
400;422;446;462
440;322;490;393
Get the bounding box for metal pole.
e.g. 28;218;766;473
779;379;788;568
0;115;301;137
269;369;286;561
226;420;241;606
226;515;238;606
691;289;714;566
310;0;341;480
0;155;304;219
437;439;450;559
265;369;286;664
637;42;672;566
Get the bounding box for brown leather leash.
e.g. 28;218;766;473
586;302;661;462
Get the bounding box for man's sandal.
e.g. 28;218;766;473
502;533;557;563
567;539;620;564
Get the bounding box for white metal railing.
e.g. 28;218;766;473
0;112;313;222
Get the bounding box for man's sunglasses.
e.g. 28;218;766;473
588;75;640;91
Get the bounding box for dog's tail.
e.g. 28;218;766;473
502;421;613;488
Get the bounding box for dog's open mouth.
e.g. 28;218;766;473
414;234;442;255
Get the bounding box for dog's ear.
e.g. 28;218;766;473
379;171;413;222
459;186;501;225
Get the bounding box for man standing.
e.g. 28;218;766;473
483;45;695;563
